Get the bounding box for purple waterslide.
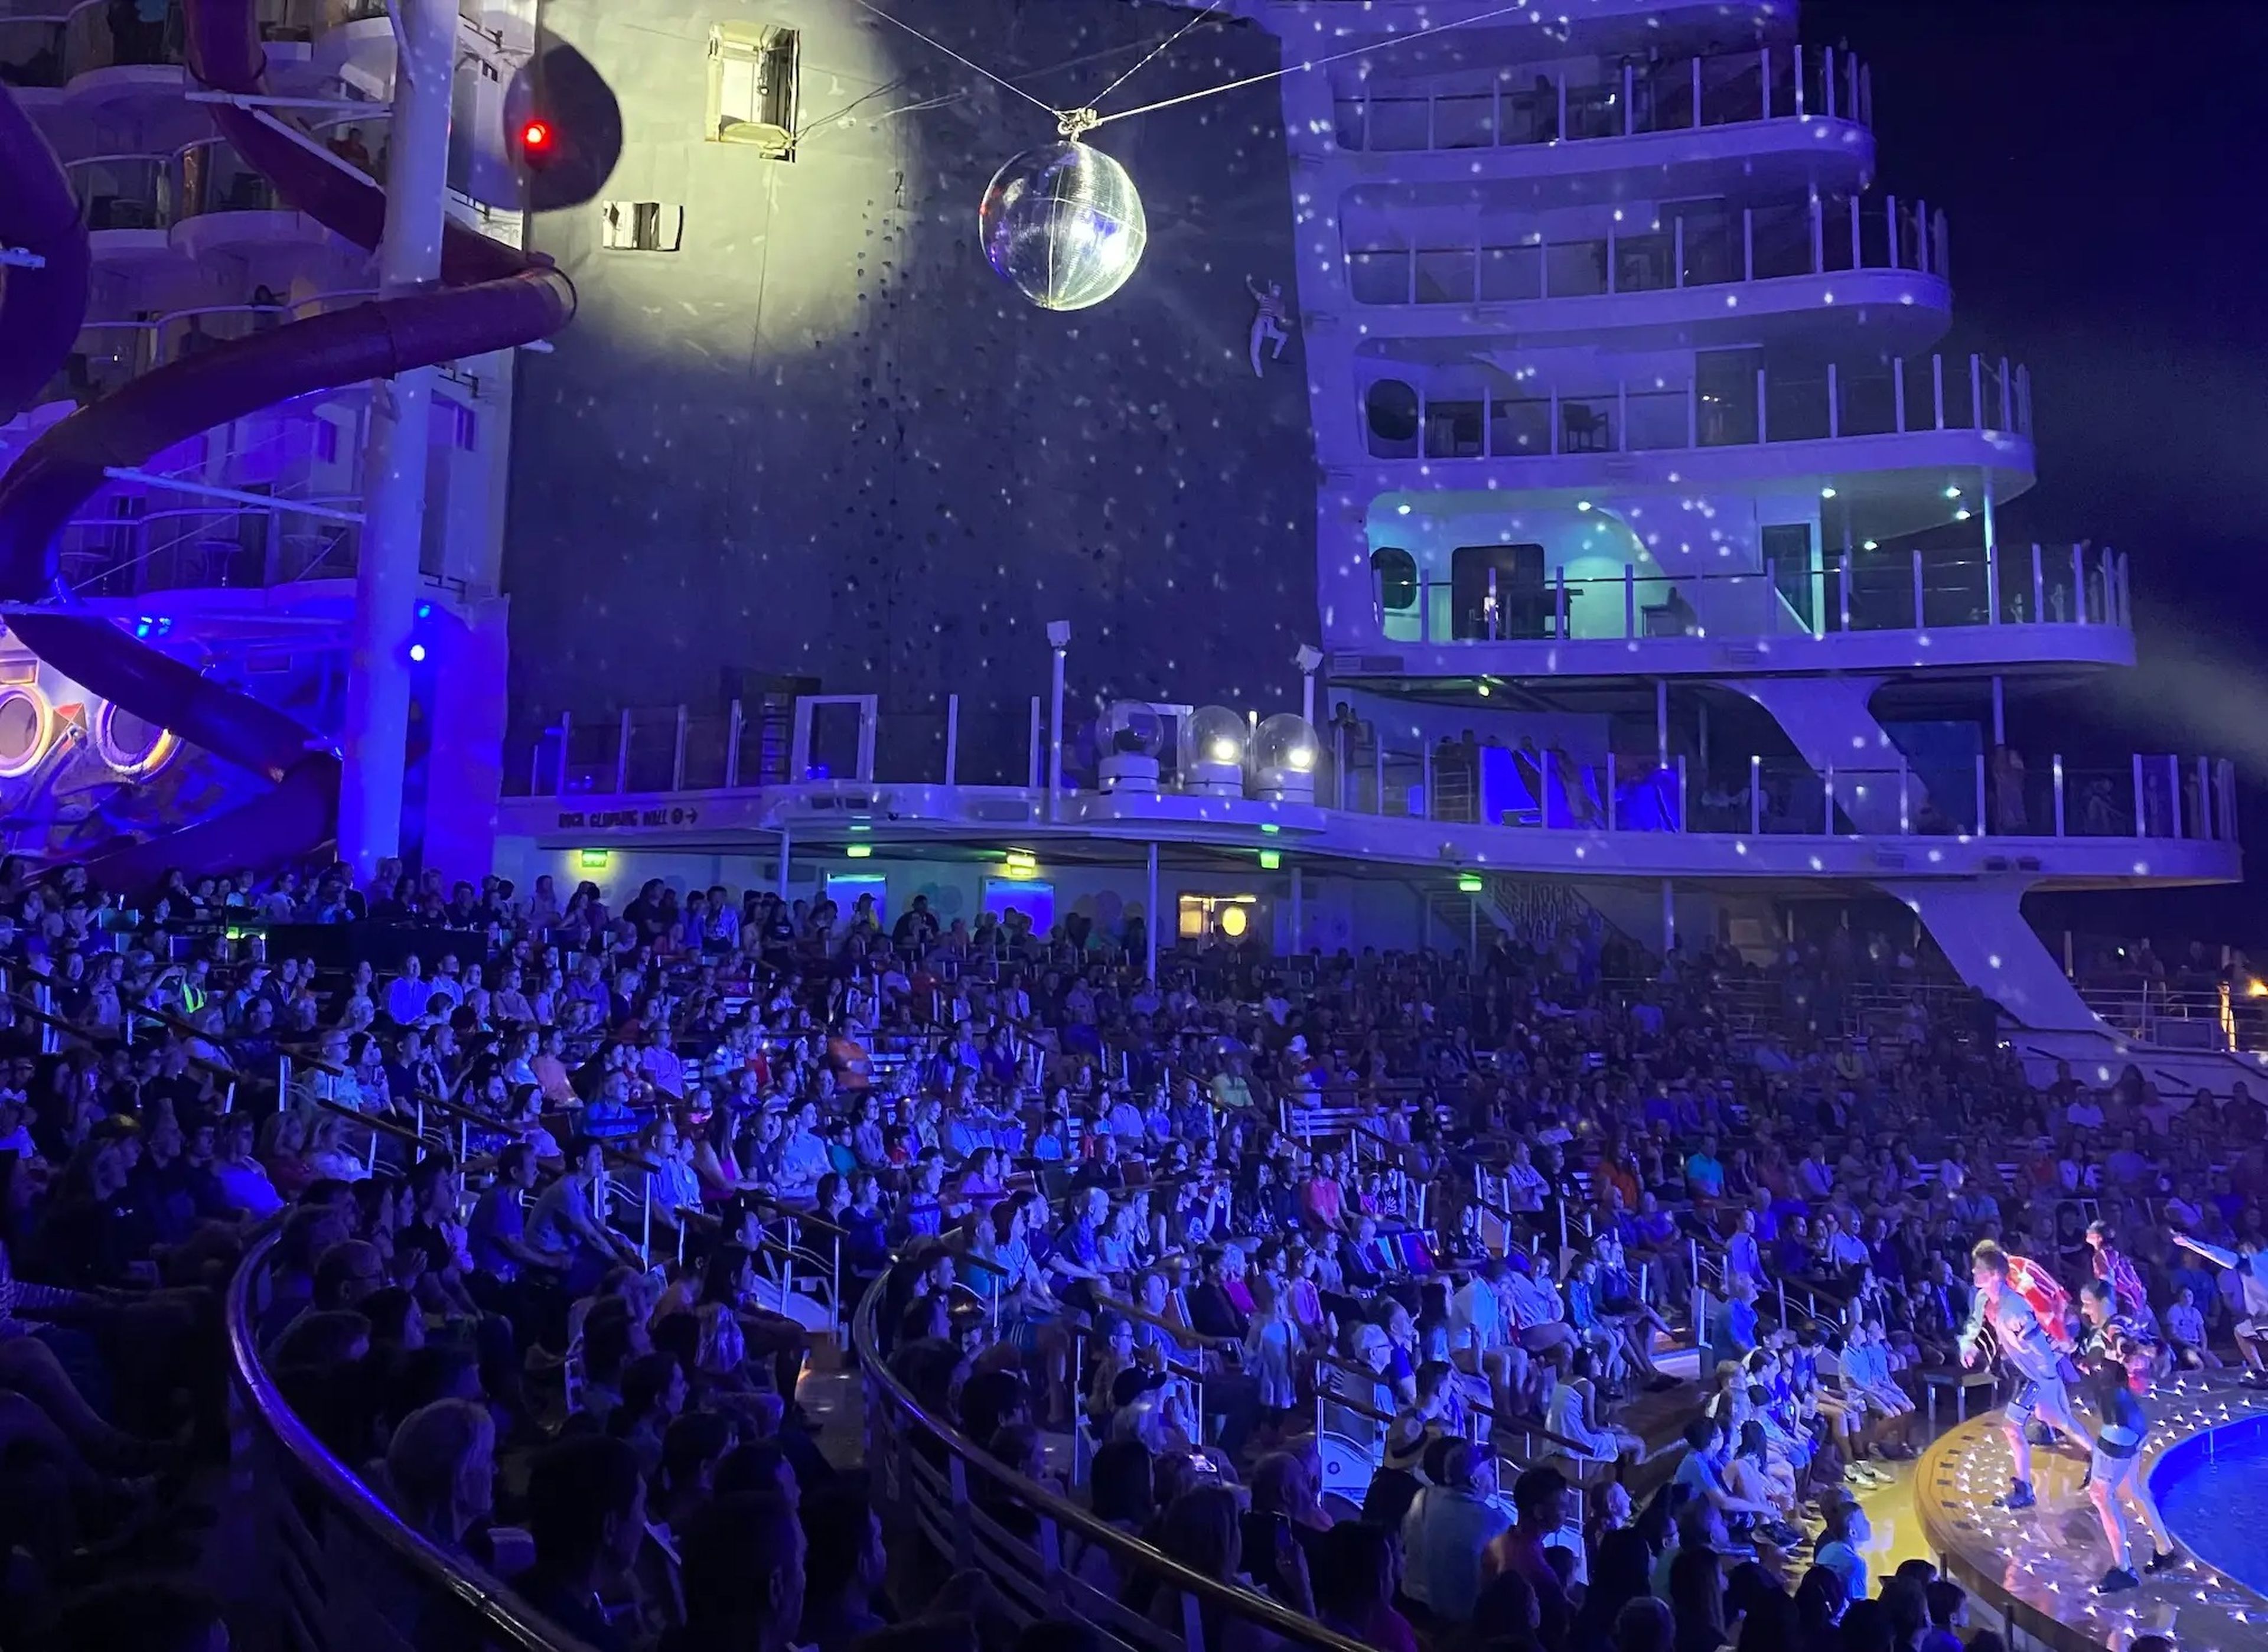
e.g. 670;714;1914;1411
0;0;573;882
0;80;90;422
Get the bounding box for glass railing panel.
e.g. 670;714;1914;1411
1565;82;1619;139
1488;395;1550;455
64;0;184;71
1556;393;1615;452
312;113;392;180
1635;60;1695;133
1697;382;1758;446
1837;364;1899;437
1940;358;1977;429
1499;83;1555;145
1544;238;1607;297
1345;248;1408;305
1843;552;1918;631
1433;92;1495;148
155;305;285;363
46;320;153;405
1478;241;1542;301
1421;398;1485;459
1748;201;1810;279
1365;97;1429;151
1412;246;1474;304
67;154;170;229
2062;771;2135;837
1699;54;1764;126
1920;553;1990;628
1625;389;1689;451
1332;97;1364;149
1678;218;1739;285
0;12;69;87
177;139;288;217
1765;372;1830;442
1613;232;1674;293
255;0;327;42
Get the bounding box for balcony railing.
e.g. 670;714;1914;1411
0;6;69;88
65;151;171;229
60;0;185;72
1347;192;1944;307
39;318;155;405
509;697;2236;868
1361;350;2029;462
1374;543;2129;647
57;501;361;595
311;110;393;180
1334;43;1869;154
1341;740;2236;848
175;136;288;219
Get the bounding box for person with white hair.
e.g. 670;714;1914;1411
383;1398;495;1560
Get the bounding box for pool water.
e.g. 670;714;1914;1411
2155;1413;2268;1596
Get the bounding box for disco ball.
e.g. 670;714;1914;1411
978;140;1147;312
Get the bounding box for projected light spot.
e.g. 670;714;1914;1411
979;141;1147;312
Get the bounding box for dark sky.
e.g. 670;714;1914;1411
1808;0;2268;933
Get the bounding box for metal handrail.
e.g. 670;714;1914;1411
226;1233;606;1652
853;1272;1373;1652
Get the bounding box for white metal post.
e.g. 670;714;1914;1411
724;700;743;787
1291;864;1304;954
2052;755;2065;836
340;0;454;878
1990;676;2005;745
1974;754;1987;835
944;693;959;784
2132;753;2147;837
1749;755;1762;835
1145;842;1159;980
615;709;631;793
1047;631;1068;822
777;826;791;898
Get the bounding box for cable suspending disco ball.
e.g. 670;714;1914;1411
978;139;1147;312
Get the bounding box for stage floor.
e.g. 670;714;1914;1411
1916;1374;2268;1652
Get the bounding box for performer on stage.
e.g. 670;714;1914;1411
1959;1240;2083;1509
2076;1352;2176;1593
2168;1229;2268;1387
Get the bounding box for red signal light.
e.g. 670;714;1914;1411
520;118;555;159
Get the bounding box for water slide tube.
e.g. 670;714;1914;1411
0;0;573;883
0;82;90;422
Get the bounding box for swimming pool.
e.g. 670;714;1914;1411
2154;1410;2268;1596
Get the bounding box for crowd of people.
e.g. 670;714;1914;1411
0;853;2256;1652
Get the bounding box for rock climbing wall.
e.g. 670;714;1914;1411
505;0;1315;783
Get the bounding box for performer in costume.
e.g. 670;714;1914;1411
2169;1229;2268;1387
2073;1301;2177;1594
1959;1240;2084;1509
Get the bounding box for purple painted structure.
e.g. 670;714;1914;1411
0;0;574;881
0;72;90;422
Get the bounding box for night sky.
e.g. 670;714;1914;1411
1809;0;2268;935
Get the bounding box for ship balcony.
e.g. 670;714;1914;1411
1351;350;2033;507
64;152;173;265
11;0;351;110
1325;43;1871;200
498;695;2240;894
1340;194;1947;349
171;136;328;260
1345;541;2133;680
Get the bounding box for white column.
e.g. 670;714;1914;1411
1655;679;1669;765
1145;842;1159;980
340;0;454;878
1661;879;1676;956
944;694;959;784
1047;627;1068;821
776;827;791;898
